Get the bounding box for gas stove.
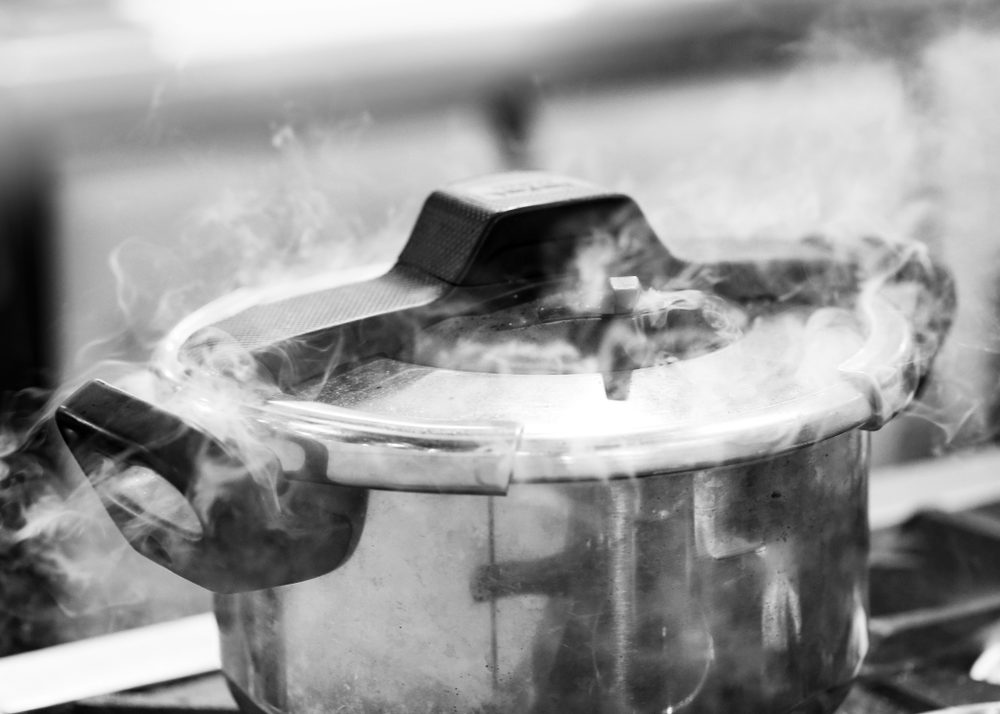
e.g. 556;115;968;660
851;500;1000;713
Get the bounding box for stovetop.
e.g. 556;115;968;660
844;503;1000;713
68;501;1000;714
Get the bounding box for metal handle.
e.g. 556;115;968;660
56;379;367;593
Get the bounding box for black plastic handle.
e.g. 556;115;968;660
56;380;367;593
398;172;675;287
191;172;677;389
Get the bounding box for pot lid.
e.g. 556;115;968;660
135;171;952;491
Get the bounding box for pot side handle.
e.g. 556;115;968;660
55;379;367;593
839;239;957;430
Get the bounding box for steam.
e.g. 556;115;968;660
547;16;1000;458
0;392;207;657
0;122;402;652
108;124;403;354
414;286;745;377
2;20;998;714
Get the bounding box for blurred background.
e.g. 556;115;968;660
3;0;1000;661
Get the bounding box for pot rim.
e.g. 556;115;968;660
149;261;914;489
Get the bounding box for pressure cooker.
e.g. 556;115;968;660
56;172;954;713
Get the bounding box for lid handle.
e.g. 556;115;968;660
398;172;678;288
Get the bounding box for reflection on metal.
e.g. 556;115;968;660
221;431;869;713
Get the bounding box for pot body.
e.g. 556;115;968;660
217;430;869;714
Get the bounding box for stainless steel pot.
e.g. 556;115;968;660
57;172;954;713
217;431;868;714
